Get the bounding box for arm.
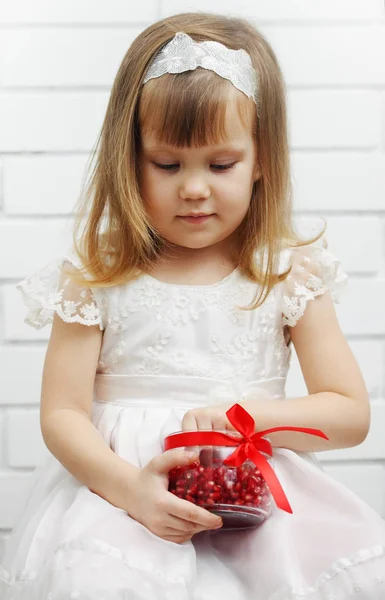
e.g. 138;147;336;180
241;291;371;452
42;311;222;540
40;312;140;511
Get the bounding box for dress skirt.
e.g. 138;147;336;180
1;374;384;600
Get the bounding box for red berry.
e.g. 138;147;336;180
168;456;272;516
204;468;214;481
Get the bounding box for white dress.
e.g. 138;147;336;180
1;237;385;600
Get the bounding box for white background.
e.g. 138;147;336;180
0;0;385;557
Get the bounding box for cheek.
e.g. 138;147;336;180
144;187;174;225
147;170;174;201
218;174;253;208
140;169;165;211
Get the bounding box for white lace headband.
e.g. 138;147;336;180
142;31;258;105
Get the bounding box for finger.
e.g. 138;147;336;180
165;514;211;534
149;449;198;476
169;495;222;529
225;423;236;431
211;414;230;431
196;415;213;430
162;534;193;544
181;411;198;431
149;527;193;545
199;446;214;467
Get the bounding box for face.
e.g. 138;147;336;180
138;96;261;256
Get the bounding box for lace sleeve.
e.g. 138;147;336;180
16;253;107;330
280;236;348;328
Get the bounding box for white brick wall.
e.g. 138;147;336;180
1;1;385;556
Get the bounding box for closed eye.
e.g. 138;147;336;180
153;162;236;172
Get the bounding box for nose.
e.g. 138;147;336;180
179;172;210;201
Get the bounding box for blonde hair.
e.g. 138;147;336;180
68;12;325;309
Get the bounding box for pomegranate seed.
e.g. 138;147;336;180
167;454;272;522
204;468;214;481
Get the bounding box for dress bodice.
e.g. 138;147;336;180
97;269;288;385
16;235;347;403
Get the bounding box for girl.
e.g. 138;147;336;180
1;11;384;600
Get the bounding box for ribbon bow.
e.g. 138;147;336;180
164;403;329;514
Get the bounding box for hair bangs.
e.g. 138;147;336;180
138;69;255;148
71;13;323;308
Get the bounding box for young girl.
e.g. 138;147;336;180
1;11;384;600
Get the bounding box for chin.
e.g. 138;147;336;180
171;236;226;250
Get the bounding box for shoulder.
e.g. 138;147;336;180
278;234;348;328
16;248;109;331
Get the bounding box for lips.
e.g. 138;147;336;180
182;213;211;218
178;213;214;224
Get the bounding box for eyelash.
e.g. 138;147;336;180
153;162;236;172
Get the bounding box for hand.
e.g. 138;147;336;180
125;449;223;544
181;403;237;431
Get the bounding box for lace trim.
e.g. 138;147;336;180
143;31;258;105
1;540;384;596
0;537;189;588
281;242;348;328
270;545;385;599
16;256;106;330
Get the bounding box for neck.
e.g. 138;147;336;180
163;236;236;268
145;238;238;285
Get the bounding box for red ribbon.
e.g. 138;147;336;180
164;403;329;514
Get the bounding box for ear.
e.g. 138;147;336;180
253;162;262;182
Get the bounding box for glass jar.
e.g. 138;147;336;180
166;431;273;530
